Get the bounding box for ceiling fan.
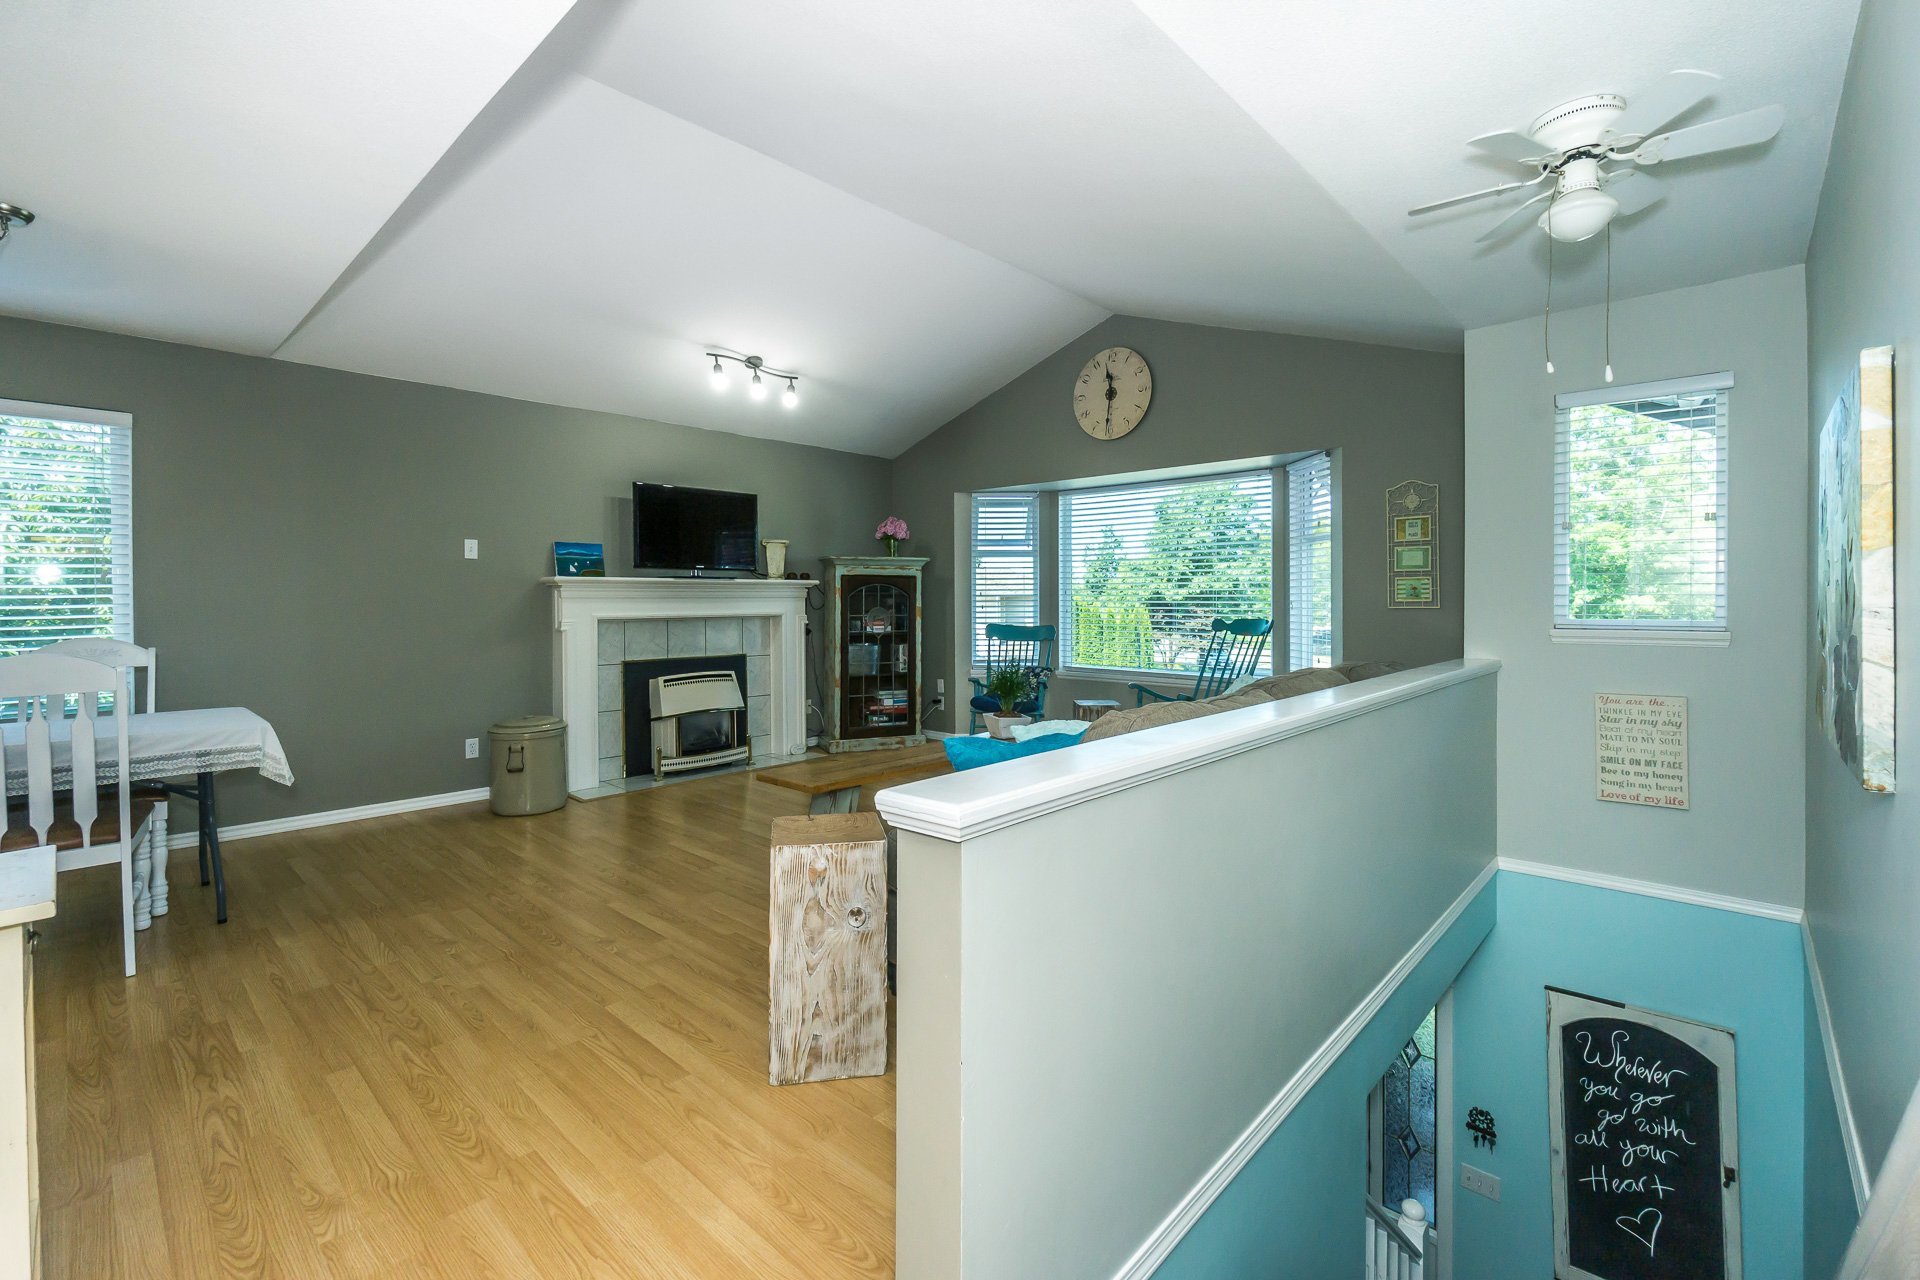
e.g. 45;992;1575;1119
1408;71;1785;245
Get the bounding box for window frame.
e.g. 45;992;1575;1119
1055;469;1276;681
0;398;136;662
968;490;1039;668
1551;374;1731;647
1285;451;1335;670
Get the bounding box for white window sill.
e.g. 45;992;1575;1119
1549;627;1730;648
1055;665;1272;686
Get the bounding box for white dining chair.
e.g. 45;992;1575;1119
0;651;152;977
34;640;169;928
36;639;156;713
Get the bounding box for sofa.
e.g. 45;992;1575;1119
1079;661;1405;743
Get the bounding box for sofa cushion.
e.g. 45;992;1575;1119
942;730;1082;771
1241;667;1352;701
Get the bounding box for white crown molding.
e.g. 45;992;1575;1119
1804;921;1871;1212
1494;858;1804;924
878;659;1500;842
1113;858;1498;1280
163;787;489;849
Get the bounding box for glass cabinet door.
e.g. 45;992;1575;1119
842;576;914;738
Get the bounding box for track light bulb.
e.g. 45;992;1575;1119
749;370;767;401
782;380;799;409
709;358;727;392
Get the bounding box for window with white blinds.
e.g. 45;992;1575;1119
1058;471;1272;675
1554;375;1729;635
970;492;1038;665
0;401;134;659
1286;452;1334;669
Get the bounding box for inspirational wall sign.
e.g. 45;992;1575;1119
1595;694;1689;810
1547;989;1742;1280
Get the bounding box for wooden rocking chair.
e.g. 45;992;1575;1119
1129;617;1273;707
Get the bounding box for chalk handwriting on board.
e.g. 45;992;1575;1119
1548;990;1741;1280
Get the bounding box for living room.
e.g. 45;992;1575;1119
5;1;1920;1278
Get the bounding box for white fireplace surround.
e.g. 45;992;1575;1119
546;576;811;794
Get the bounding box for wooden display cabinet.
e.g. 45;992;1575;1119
821;556;929;752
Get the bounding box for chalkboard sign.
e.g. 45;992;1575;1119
1547;990;1742;1280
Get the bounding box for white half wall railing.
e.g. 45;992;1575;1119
878;659;1500;1280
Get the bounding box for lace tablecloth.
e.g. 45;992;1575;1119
2;707;293;792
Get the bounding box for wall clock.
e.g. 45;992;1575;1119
1074;347;1152;440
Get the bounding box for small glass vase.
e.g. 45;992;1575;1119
885;537;899;557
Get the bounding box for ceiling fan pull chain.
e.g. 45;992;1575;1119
1604;224;1615;384
1543;203;1556;374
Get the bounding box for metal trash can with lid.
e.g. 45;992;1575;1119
489;715;568;816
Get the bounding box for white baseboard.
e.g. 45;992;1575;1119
1114;858;1498;1280
1495;857;1804;924
162;787;490;849
1805;920;1871;1212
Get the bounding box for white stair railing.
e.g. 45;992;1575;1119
1364;1197;1433;1280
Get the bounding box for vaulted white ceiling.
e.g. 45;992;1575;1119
0;0;1861;456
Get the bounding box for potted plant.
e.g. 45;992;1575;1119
981;663;1046;739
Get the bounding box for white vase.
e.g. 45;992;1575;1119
984;713;1031;740
762;538;788;577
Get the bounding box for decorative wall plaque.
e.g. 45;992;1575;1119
1387;480;1439;609
1594;693;1689;810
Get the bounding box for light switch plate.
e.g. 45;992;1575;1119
464;539;478;559
1460;1163;1501;1201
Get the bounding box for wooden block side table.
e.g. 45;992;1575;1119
768;812;889;1085
1073;699;1120;722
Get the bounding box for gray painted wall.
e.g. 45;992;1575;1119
887;314;1465;731
0;316;890;825
1464;266;1809;909
1805;0;1920;1182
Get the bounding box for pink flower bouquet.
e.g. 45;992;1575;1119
875;515;910;555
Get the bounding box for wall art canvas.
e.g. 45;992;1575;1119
553;541;607;577
1815;345;1896;793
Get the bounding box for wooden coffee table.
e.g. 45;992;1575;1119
753;742;951;814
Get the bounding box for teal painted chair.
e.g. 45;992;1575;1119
1129;617;1273;707
968;623;1056;732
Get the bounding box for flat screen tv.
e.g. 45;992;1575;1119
632;483;758;572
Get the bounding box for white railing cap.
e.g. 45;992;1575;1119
877;659;1499;842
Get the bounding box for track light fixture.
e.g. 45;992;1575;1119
705;352;800;409
0;203;35;246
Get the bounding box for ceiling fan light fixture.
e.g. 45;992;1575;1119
1540;188;1618;243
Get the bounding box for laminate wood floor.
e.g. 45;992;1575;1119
33;774;894;1278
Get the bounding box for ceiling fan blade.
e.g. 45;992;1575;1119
1632;104;1786;164
1409;171;1552;217
1467;129;1551;164
1602;169;1661;216
1608;69;1721;140
1476;189;1554;244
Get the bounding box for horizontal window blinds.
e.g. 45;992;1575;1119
1287;453;1334;669
1553;378;1729;630
1059;471;1272;675
0;405;135;659
971;493;1037;664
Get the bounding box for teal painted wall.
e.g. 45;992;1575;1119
1152;876;1496;1277
1449;874;1808;1280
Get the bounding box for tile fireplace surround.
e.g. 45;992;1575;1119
545;577;811;795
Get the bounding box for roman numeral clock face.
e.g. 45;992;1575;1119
1073;346;1152;440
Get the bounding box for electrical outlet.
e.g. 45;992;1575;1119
464;737;480;759
463;539;478;559
1460;1164;1501;1202
931;694;946;711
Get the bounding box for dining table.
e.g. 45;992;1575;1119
2;706;293;929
